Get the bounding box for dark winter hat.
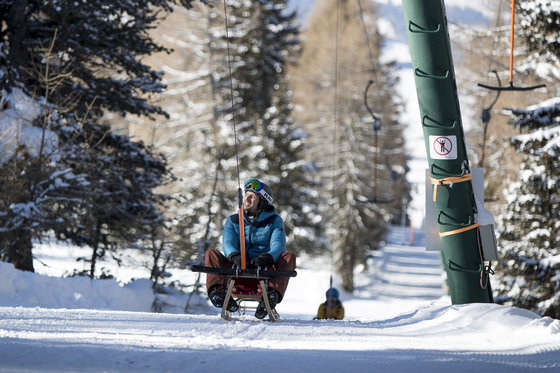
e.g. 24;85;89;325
244;178;273;205
326;288;339;299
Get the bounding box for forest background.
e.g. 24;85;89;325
0;0;558;317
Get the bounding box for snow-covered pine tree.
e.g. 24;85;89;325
231;0;327;254
494;0;560;318
290;0;409;291
1;0;200;118
183;0;327;256
0;107;89;271
518;0;560;81
162;1;252;264
495;99;560;318
121;4;237;263
51;121;174;278
0;0;199;272
132;0;326;264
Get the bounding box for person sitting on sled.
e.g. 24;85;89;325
205;178;296;319
316;288;345;320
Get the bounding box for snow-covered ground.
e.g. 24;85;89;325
1;228;559;372
1;1;559;372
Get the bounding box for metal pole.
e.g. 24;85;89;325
402;0;492;304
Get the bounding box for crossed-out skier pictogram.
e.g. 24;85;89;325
433;136;452;156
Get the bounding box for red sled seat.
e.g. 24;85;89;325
190;265;297;321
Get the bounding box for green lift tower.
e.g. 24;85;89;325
402;0;493;304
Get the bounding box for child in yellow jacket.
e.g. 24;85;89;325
316;288;344;320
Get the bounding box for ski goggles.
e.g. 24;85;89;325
244;178;273;205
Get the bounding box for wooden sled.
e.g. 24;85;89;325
191;265;297;322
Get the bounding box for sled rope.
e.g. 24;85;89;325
223;0;247;269
430;173;472;202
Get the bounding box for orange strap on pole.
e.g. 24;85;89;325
237;188;247;269
430;173;473;202
509;0;515;85
440;223;481;238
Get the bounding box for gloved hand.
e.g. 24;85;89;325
228;252;242;268
250;253;275;268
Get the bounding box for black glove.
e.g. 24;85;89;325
228;252;242;268
250;253;275;268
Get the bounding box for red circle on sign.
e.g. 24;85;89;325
433;136;452;156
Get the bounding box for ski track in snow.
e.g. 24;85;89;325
1;305;559;372
1;237;560;372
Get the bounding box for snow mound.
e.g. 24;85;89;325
0;261;153;312
393;301;560;337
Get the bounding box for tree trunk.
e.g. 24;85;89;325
7;0;29;72
89;219;102;278
89;243;98;279
338;249;355;293
5;229;34;272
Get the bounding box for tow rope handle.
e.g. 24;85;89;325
238;188;247;269
477;0;544;92
508;0;515;85
326;275;333;319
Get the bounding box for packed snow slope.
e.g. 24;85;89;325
1;227;560;372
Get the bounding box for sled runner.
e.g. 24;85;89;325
191;265;297;321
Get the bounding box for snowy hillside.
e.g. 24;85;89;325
1;228;560;372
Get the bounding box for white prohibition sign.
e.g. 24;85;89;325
429;135;457;160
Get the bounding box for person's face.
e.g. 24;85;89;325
243;191;260;214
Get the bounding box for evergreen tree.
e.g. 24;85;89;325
176;0;326;261
494;0;560;318
123;4;236;263
163;1;253;264
51;121;174;278
518;0;560;81
0;90;174;275
227;0;326;254
0;113;88;271
496;99;560;318
0;0;199;119
0;0;199;272
290;0;409;291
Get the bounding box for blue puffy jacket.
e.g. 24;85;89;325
222;206;286;261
